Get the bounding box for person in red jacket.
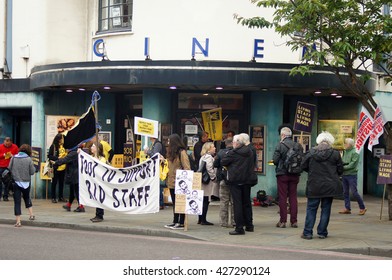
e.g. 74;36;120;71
0;137;19;201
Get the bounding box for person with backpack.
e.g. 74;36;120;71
272;126;303;228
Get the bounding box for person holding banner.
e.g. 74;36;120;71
53;146;85;213
90;142;107;222
164;133;191;230
193;131;210;171
339;138;367;215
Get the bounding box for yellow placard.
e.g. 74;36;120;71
111;154;123;168
134;117;158;138
201;108;223;140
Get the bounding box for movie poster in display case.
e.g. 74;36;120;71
249;125;266;174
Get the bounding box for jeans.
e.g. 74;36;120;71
342;175;365;210
13;183;33;216
277;174;299;224
229;184;253;231
303;197;333;237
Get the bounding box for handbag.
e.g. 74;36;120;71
1;168;14;186
199;161;211;184
1;157;15;186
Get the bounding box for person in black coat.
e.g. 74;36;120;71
52;147;85;213
221;133;257;235
300;131;343;240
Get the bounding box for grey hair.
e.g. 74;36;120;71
233;134;245;146
345;138;354;147
239;133;250;145
280;127;292;137
316;131;335;145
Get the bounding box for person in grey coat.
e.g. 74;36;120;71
300;131;343;240
9;144;35;227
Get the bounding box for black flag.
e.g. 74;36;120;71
63;105;96;150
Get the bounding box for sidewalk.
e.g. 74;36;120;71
1;195;391;258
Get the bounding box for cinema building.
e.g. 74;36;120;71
1;0;391;198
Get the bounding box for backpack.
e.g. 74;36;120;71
282;142;303;174
155;140;166;157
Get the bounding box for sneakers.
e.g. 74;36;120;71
74;206;85;213
358;208;367;215
52;198;57;203
90;216;103;223
164;223;176;229
290;223;298;228
339;209;351;214
170;223;184;230
245;226;254;232
62;204;71;211
276;221;286;228
301;234;312;240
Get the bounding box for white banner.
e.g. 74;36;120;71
79;150;160;214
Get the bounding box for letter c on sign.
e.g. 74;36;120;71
93;39;104;57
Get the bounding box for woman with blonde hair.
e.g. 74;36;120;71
197;141;217;225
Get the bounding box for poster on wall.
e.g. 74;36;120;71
249;125;266;174
318;120;357;150
45;115;78;150
293;134;311;153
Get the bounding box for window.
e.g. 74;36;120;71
99;0;133;32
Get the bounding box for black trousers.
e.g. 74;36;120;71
229;184;253;231
51;169;65;199
0;167;10;198
169;188;185;224
68;183;80;205
13;184;32;216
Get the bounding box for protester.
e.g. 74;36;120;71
198;142;217;225
90;142;107;222
164;133;190;230
339;138;367;215
0;137;19;201
193;131;210;170
272;126;303;228
53;146;85;212
144;136;166;209
48;133;67;203
9;144;35;227
88;135;114;164
214;137;235;227
301;131;343;240
221;134;257;235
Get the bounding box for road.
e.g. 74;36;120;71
0;224;379;260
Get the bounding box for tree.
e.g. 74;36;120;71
236;0;392;219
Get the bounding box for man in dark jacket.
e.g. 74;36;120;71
300;131;343;239
273;126;303;228
221;134;257;235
